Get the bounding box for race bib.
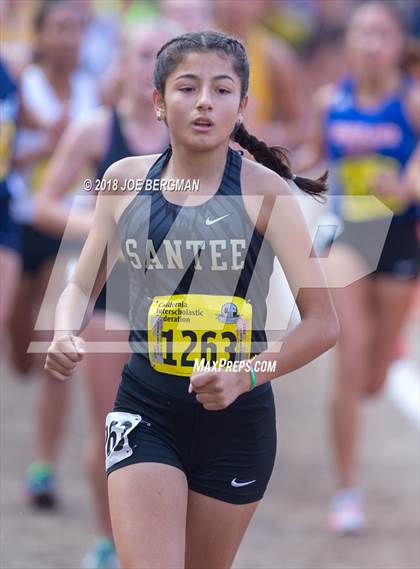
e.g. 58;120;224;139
339;155;405;221
148;294;252;376
105;411;145;470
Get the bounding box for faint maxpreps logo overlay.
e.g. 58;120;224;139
82;178;201;192
193;359;277;374
30;194;393;354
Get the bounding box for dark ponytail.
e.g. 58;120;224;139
154;30;328;199
231;122;328;200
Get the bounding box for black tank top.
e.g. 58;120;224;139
96;109;135;180
117;146;276;396
94;109;168;314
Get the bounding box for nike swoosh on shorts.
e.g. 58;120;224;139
231;478;257;487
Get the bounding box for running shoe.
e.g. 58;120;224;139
82;537;120;569
328;488;366;534
26;461;57;509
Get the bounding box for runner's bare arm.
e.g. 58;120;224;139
45;155;155;380
53;158;137;337
242;163;339;384
34;110;109;237
18;99;51;130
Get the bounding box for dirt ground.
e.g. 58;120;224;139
1;349;419;569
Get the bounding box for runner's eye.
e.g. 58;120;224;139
216;88;230;95
179;86;195;93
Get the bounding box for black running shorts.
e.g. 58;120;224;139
327;216;419;279
105;359;277;505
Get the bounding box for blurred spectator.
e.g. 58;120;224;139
32;18;179;568
295;0;351;90
13;0;99;222
300;24;346;91
0;59;21;346
8;0;100;517
0;56;57;346
295;0;419;535
212;0;306;147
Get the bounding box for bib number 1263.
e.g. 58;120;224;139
148;294;252;376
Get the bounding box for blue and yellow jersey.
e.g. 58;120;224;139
324;76;418;222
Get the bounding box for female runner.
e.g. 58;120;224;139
7;0;98;510
0;58;21;343
296;2;419;533
0;55;63;345
45;31;338;568
35;21;174;568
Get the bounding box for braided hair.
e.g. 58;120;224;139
154;30;328;198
